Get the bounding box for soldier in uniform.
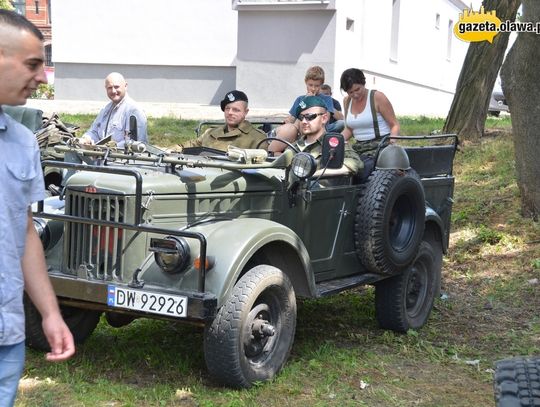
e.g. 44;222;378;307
183;90;267;151
293;95;362;176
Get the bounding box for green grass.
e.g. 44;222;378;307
17;115;537;407
398;114;511;136
57;113;512;148
57;114;199;148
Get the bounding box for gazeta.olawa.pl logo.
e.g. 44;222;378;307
454;6;540;43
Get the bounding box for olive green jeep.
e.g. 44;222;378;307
28;134;457;388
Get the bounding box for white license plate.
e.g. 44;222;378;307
107;285;187;318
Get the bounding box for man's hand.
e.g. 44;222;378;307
78;135;94;145
42;313;75;362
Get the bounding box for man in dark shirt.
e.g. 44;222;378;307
293;96;361;176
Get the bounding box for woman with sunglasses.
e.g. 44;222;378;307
340;68;400;156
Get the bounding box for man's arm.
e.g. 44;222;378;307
179;127;210;150
313;166;351;177
22;209;75;361
333;99;344;120
333;110;344;121
313;145;363;177
81;107;107;145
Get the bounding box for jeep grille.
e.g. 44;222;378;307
64;192;126;280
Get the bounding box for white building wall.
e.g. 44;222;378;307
50;0;482;116
52;0;239;103
235;8;337;109
332;0;472;116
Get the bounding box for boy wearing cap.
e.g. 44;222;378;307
183;90;267;151
293;96;362;176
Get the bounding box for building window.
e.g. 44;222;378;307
447;19;453;61
390;0;400;62
10;1;25;15
346;18;354;32
47;0;51;23
435;13;440;29
45;44;53;67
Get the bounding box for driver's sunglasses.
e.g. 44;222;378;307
298;112;324;122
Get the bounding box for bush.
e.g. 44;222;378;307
31;83;54;100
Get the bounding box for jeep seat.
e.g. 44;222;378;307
2;105;44;133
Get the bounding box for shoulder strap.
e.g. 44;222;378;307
369;89;380;139
344;96;351;121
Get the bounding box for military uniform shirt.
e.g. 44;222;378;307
186;120;268;151
0;108;45;346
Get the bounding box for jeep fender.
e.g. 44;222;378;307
425;205;448;253
188;218;316;307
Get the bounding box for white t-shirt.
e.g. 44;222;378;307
345;90;391;141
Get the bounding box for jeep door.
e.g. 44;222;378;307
288;180;359;281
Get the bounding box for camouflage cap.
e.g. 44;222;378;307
295;95;327;118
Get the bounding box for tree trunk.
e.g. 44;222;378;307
443;0;521;141
500;0;540;220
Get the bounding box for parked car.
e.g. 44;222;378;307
488;83;509;117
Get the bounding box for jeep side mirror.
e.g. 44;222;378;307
129;115;138;141
321;133;345;169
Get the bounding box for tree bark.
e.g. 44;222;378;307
500;0;540;220
443;0;521;141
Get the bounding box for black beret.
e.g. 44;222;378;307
220;90;248;111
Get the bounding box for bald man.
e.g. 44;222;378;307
80;72;147;147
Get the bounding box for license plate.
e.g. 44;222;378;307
107;285;187;318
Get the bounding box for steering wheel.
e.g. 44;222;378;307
257;137;300;153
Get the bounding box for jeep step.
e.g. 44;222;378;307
316;274;381;297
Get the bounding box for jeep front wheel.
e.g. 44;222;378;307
204;265;297;388
374;240;441;332
24;294;101;351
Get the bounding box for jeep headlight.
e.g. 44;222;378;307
33;217;63;251
291;152;317;179
150;236;190;274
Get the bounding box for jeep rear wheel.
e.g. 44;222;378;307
374;240;441;332
24;294;101;351
355;169;425;275
204;265;296;388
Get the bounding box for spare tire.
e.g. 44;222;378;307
355;169;425;275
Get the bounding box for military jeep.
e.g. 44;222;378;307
28;134;457;388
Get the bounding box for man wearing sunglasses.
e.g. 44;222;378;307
292;96;362;176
